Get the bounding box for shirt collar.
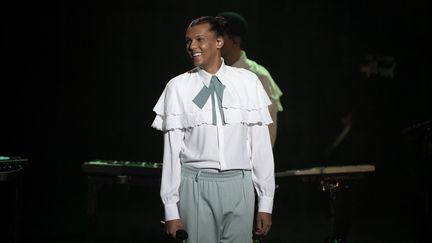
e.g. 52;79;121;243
197;58;228;87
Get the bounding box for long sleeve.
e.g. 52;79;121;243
160;129;184;221
249;124;275;213
268;103;278;147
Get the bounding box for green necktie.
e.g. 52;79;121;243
192;75;225;125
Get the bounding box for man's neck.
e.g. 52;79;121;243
225;49;241;66
202;58;223;74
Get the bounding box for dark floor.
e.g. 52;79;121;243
1;169;430;243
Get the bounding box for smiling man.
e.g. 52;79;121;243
152;16;275;243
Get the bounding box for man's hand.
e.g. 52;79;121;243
164;219;184;239
255;212;272;236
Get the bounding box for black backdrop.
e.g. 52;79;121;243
1;0;431;241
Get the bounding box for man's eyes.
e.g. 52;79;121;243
185;37;207;45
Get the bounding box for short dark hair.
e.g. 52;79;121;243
217;11;248;40
189;16;226;37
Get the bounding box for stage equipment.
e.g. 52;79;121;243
82;160;162;241
0;156;28;243
276;164;375;243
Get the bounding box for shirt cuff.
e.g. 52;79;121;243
258;196;274;214
164;203;180;221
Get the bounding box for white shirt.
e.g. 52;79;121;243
152;61;275;221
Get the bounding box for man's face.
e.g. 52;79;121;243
185;23;223;71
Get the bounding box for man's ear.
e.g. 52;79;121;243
216;37;224;48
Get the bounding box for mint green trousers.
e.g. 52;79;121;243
179;166;255;243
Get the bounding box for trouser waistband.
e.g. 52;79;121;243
181;165;251;182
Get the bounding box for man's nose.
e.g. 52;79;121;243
188;40;197;50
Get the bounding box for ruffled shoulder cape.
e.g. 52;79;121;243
151;66;272;132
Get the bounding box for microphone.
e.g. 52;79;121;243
175;229;188;240
253;232;264;242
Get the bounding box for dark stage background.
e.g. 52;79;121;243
1;0;431;242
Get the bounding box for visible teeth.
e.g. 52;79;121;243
192;53;201;57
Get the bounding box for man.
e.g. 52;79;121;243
218;11;283;147
152;16;275;243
